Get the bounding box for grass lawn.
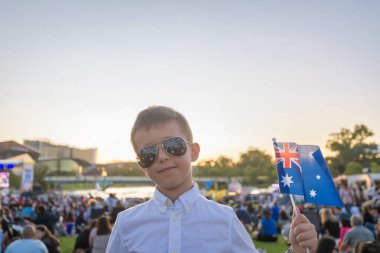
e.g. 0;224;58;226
253;236;289;253
60;236;76;253
60;235;289;253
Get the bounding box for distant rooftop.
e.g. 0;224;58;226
0;141;40;161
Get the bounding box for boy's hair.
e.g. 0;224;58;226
131;106;193;152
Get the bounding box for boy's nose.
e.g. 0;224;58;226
157;146;169;162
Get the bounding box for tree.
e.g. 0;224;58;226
9;170;20;189
326;124;377;175
214;156;235;179
370;162;380;173
237;148;276;186
34;163;50;190
345;162;362;175
195;156;236;178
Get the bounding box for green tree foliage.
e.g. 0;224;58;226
195;156;236;178
9;171;20;189
370;162;380;173
106;162;144;177
345;162;363;175
194;148;276;187
326;124;377;175
34;163;50;190
237;148;276;186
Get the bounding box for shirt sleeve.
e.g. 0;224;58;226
106;213;125;253
229;210;259;253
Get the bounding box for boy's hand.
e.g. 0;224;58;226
289;209;318;253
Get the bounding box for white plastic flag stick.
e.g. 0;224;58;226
290;195;310;253
290;194;299;215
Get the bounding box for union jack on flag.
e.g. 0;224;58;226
274;142;301;169
272;140;343;207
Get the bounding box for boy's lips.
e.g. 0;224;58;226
158;166;176;173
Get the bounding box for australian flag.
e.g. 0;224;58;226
273;141;343;207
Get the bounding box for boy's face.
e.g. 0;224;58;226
133;121;200;196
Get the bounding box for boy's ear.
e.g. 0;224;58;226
190;142;200;162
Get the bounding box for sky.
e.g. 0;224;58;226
1;1;379;163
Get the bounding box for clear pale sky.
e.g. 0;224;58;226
1;1;379;163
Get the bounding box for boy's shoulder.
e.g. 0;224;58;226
117;199;154;219
115;195;236;221
197;195;235;215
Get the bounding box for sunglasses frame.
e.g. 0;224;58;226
136;136;192;168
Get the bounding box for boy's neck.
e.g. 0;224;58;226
157;182;194;203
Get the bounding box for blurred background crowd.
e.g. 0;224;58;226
1;178;380;253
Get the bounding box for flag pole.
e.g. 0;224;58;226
273;138;310;253
290;194;299;215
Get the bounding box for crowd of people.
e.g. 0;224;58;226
1;179;380;253
229;180;380;253
0;190;146;253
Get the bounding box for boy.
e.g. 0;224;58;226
106;106;317;253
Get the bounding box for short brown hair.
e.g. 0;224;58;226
22;225;36;239
131;106;193;151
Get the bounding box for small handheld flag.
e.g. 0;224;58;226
273;139;343;208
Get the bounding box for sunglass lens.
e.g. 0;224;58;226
163;137;187;156
138;145;158;167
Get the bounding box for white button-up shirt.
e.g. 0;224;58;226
106;184;258;253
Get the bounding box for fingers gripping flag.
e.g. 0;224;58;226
273;141;343;207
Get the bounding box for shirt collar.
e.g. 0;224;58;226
153;183;200;214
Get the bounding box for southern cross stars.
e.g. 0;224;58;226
310;189;317;197
281;174;293;188
316;174;321;180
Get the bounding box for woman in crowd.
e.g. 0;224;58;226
73;220;97;253
340;182;356;215
356;241;380;253
363;205;375;224
320;208;340;239
337;213;351;248
315;236;338;253
277;209;290;233
91;216;112;253
35;225;60;253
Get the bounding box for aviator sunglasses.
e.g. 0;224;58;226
136;136;190;168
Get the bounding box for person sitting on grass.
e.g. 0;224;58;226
253;208;278;242
356;241;380;253
315;236;338;253
4;225;48;253
91;216;112;253
339;215;375;253
73;219;98;253
35;225;60;253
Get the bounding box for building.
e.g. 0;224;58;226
0;141;40;162
23;139;97;176
24;140;97;164
0;141;40;190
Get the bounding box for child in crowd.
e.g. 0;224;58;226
106;106;318;253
